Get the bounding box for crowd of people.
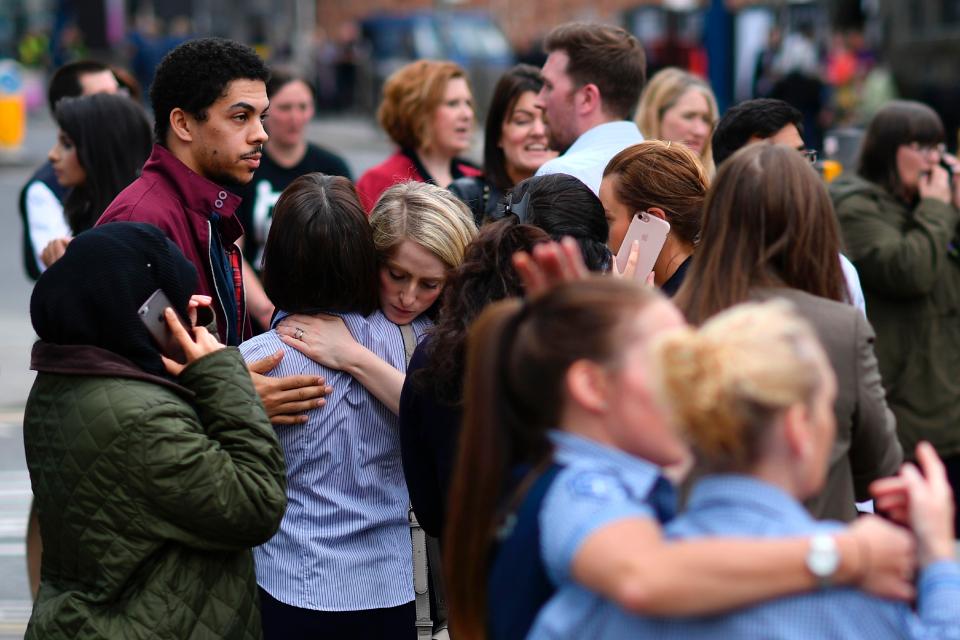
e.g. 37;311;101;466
16;19;960;640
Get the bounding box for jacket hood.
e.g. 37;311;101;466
829;173;888;208
31;341;194;399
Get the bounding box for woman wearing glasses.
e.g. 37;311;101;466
830;100;960;529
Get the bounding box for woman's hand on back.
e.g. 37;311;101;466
276;314;361;371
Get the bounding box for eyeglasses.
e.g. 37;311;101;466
799;149;818;164
907;142;946;157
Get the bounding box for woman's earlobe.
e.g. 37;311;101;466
566;360;609;413
647;207;667;222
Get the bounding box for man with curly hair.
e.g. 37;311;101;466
98;38;329;425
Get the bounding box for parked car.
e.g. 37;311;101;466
360;10;515;120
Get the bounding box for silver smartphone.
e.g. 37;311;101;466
615;212;671;280
137;289;187;363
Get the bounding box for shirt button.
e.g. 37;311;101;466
214;199;223;208
218;191;227;200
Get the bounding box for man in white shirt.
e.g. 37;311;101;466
535;23;646;195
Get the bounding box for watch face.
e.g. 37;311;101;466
808;535;840;577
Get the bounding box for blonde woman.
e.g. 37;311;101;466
357;60;481;211
553;301;960;639
636;68;719;176
277;181;477;413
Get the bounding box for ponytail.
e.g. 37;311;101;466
445;298;552;640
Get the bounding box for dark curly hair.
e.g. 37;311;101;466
413;219;549;405
711;98;803;167
150;37;269;145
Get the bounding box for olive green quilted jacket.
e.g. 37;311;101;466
24;344;287;639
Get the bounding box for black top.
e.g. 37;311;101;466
448;175;505;226
487;463;564;640
399;337;464;538
661;255;692;298
233;143;352;273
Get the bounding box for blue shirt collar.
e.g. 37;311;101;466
566;120;642;155
686;474;817;529
549;430;666;503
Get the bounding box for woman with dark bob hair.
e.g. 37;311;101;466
830;100;960;527
674;143;902;522
239;174;424;638
356;60;481;211
30;93;152;272
449;64;557;223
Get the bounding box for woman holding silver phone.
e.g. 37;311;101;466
24;222;286;639
599;140;708;294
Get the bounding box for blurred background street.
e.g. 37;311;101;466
0;110;398;638
2;0;960;635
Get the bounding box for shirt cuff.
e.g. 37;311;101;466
917;560;960;621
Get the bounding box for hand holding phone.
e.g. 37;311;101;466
615;212;671;282
159;307;224;375
138;289;189;363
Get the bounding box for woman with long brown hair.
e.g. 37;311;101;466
445;277;914;640
600;140;708;294
674;143;902;521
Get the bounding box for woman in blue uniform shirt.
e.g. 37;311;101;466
536;301;960;639
444;277;919;640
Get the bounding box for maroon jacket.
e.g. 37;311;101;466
97;144;249;343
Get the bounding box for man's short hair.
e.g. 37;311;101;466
47;60;112;113
711;98;803;166
544;23;646;121
149;37;270;145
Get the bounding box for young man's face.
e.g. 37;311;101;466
189;78;269;187
78;69;119;96
537;51;580;154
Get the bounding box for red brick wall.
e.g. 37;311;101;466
316;0;673;49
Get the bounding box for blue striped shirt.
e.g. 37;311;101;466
239;310;430;611
529;474;960;639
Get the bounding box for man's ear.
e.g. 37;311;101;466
576;83;601;118
565;359;609;414
168;107;193;144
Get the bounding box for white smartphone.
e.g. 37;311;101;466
615;212;671;280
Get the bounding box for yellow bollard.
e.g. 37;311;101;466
821;159;843;183
0;59;26;152
0;92;26;149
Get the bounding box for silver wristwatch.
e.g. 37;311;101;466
806;533;840;588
